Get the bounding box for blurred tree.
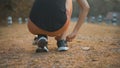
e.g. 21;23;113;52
0;0;120;25
0;0;34;24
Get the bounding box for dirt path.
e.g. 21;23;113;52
0;23;120;68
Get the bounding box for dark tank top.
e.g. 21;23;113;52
30;0;67;32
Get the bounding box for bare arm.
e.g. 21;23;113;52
67;0;90;42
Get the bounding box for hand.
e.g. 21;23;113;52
66;32;77;42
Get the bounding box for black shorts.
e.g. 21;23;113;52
29;0;67;32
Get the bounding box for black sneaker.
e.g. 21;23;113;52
36;37;49;53
57;40;69;51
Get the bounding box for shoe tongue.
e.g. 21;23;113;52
57;40;67;47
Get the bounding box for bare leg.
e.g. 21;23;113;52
55;29;68;41
55;0;72;41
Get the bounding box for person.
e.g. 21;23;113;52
27;0;90;52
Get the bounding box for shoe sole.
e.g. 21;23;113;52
58;47;69;51
36;47;48;53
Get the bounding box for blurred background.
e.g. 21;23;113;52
0;0;120;25
0;1;120;67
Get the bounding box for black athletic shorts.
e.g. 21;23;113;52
29;0;67;32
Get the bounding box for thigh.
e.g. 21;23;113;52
27;0;72;37
27;17;70;37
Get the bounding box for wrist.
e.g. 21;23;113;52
72;30;78;34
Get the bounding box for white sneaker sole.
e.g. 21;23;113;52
43;46;49;52
58;47;69;51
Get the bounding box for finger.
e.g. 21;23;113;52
69;39;72;42
68;39;72;42
66;38;70;42
66;36;70;40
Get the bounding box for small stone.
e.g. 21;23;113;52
81;46;90;51
91;59;98;62
110;48;120;54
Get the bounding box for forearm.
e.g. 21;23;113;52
66;0;90;42
72;0;90;34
